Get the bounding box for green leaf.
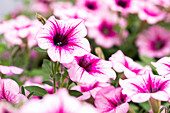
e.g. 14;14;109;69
68;90;83;97
21;86;25;95
34;47;47;53
42;81;53;86
42;59;52;74
139;55;156;64
27;92;34;99
139;55;157;74
138;101;151;111
25;86;48;96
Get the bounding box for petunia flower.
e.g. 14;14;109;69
109;50;151;78
136;25;170;58
36;16;91;63
151;57;170;78
53;3;99;27
107;0;140;14
64;53;116;84
138;1;166;24
30;0;54;15
119;71;170;103
71;81;110;100
0;65;23;76
76;0;108;15
0;15;42;48
95;86;130;113
19;88;98;113
0;78;27;104
87;12;124;48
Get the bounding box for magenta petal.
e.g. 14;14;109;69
66;38;91;56
151;91;169;101
131;93;151;103
37;37;53;49
10;66;23;74
68;66;96;83
0;66;10;74
115;103;129;113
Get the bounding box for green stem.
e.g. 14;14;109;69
51;61;56;93
24;47;30;69
53;77;56;93
10;46;20;65
148;97;160;113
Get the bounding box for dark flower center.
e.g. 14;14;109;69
153;40;165;50
99;21;116;37
116;0;129;8
85;1;97;10
53;33;68;47
78;57;92;72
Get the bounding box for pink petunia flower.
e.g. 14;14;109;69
0;65;23;76
30;0;54;15
76;0;108;15
36;16;91;63
0;15;42;48
20;88;98;113
136;25;170;58
119;71;170;103
107;0;140;14
109;50;152;78
71;81;110;100
0;78;27;104
64;53;116;84
151;57;170;78
87;12;123;48
95;86;130;113
138;1;166;24
53;3;99;27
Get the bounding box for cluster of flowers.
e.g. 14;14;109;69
0;0;170;113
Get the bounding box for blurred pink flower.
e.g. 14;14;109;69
53;3;99;27
64;53;116;84
109;50;151;78
138;1;166;24
20;89;98;113
76;0;108;15
152;57;170;78
107;0;139;14
150;0;170;8
136;25;170;58
0;15;42;48
30;50;39;60
95;86;130;113
0;65;23;76
30;0;54;15
71;81;110;100
0;78;27;104
88;12;123;48
119;71;170;103
36;16;91;63
0;102;17;113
